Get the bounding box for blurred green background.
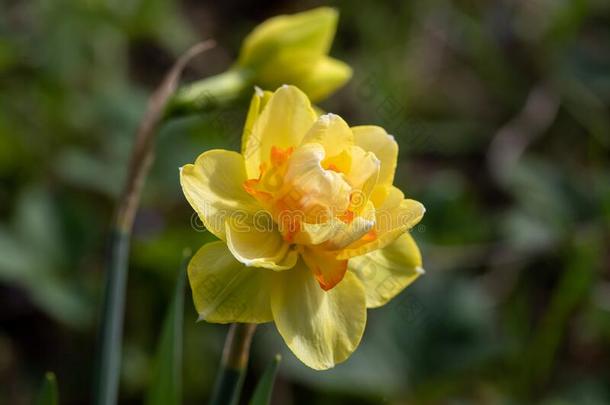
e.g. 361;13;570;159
1;0;610;403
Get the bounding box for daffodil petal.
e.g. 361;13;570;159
379;198;426;235
375;185;405;210
346;145;380;191
368;184;392;208
352;126;398;186
302;247;348;290
326;207;376;249
225;215;298;270
243;85;317;179
293;221;339;245
241;87;272;154
281;143;351;220
295;200;376;249
271;262;366;369
188;241;274;323
338;194;425;259
342;146;380;219
180;150;259;240
349;232;423;308
300;113;353;157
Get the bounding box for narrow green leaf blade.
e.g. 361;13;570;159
36;372;59;405
145;252;189;405
249;354;281;405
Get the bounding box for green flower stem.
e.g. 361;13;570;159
209;323;257;405
166;68;254;118
93;230;130;405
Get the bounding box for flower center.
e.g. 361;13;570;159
244;143;354;242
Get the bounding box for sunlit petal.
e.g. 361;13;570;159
180;150;259;240
271;262;366;369
188;241;275;323
349;232;423;308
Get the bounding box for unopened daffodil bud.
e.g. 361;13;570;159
168;7;352;116
236;7;352;101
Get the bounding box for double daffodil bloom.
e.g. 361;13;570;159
181;86;425;370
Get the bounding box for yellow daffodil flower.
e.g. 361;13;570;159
236;7;352;102
180;85;425;370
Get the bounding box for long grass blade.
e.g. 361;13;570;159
146;252;189;405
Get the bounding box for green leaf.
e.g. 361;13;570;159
145;251;189;405
249;354;281;405
0;186;92;328
36;372;59;405
521;234;599;392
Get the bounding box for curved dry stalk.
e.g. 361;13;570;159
93;40;216;405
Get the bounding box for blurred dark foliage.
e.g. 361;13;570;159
1;0;609;404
